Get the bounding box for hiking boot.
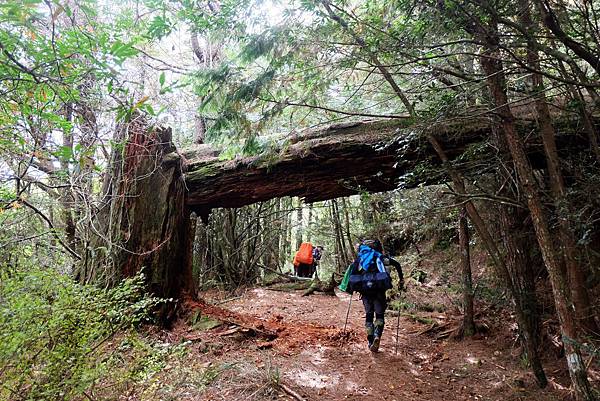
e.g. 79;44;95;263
369;336;381;352
374;318;385;338
367;335;374;349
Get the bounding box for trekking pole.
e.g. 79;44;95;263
343;293;353;333
395;291;402;355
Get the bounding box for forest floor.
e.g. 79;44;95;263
113;243;598;401
130;284;591;401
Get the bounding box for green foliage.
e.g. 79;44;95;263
0;268;162;401
97;333;224;399
390;186;457;249
0;0;146;181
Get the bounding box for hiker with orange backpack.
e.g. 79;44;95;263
293;242;314;278
346;239;404;352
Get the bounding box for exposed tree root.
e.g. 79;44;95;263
302;274;338;297
449;321;490;340
279;382;306;401
184;297;278;339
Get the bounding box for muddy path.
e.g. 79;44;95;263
181;287;577;401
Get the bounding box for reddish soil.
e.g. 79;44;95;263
173;287;590;401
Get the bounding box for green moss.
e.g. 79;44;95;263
417;302;446;313
267;281;311;291
190;315;223;331
186;164;222;180
253;148;284;170
389;298;417;311
401;312;435;325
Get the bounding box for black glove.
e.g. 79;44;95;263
397;280;405;291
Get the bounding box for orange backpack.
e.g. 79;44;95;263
293;242;314;266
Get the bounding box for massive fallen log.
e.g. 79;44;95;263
181;111;598;214
182;118;493;214
83;112;594;322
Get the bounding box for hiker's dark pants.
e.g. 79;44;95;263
310;262;318;277
362;291;386;338
297;263;311;277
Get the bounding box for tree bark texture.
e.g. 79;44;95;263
182;116;592;213
499;204;547;386
458;207;475;337
84;116;194;314
341;197;355;259
295;198;303;250
520;0;599;336
430;131;550;386
480;40;595;401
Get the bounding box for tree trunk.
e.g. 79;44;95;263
83;116;193;323
480;36;594;400
332;199;350;266
430;134;548;386
521;0;599;336
279;197;291;268
188;214;199;294
59;104;77;251
295;197;303;250
500;204;546;384
329;200;343;271
306;203;313;243
458;207;475;336
361;194;374;228
341;197;355;258
194;112;206;144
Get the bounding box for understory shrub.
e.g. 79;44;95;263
0;268;161;401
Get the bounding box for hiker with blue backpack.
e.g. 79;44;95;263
344;239;404;352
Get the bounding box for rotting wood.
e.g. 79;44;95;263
180;116;594;213
265;281;312;292
302;274;338;296
83;116;193;323
182;118;488;212
261;265;313;282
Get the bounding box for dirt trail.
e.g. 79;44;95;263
188;287;576;401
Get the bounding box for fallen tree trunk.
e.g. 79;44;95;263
186;298;278;339
181;116;592;214
261;264;313;282
182;118;489;214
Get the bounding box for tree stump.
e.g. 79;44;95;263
80;116;194;322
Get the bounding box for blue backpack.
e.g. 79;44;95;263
348;245;392;293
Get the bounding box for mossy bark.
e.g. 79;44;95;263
80;116;194;321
